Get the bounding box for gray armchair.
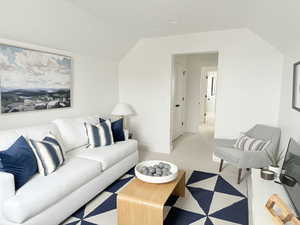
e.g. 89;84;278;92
214;124;281;184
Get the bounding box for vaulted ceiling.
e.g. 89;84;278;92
0;0;299;60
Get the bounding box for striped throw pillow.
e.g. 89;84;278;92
29;134;65;176
44;133;65;158
85;120;114;148
234;134;271;152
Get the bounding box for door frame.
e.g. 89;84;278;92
171;57;188;142
201;66;218;125
170;52;219;151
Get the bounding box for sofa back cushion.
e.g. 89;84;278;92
15;124;61;141
53;116;99;152
0;130;21;151
0;124;62;151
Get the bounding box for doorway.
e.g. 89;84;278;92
171;53;218;143
201;67;218;127
172;59;187;140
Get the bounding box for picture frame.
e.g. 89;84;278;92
0;43;72;114
292;61;300;112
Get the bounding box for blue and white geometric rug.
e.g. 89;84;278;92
62;169;248;225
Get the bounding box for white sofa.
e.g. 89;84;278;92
0;115;139;225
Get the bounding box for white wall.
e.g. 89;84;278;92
0;38;119;130
119;29;283;154
185;53;218;133
278;53;300;150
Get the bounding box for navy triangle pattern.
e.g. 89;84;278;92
214;176;245;197
81;221;98;225
210;198;249;225
187;170;218;185
126;167;135;176
188;186;214;215
62;169;248;225
85;193;117;218
165;194;179;206
105;176;133;193
164;207;205;225
72;205;86;219
205;217;214;225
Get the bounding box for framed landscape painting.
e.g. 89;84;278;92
293;61;300;112
0;44;72;114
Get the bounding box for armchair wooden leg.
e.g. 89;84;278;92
238;168;242;184
219;159;224;172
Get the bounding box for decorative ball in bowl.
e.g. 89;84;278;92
135;160;178;184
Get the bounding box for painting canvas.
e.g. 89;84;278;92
0;44;72;114
293;62;300;111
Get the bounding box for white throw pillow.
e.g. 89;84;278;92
85;120;114;148
234;133;271;152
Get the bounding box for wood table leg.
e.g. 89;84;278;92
172;171;186;197
118;195;163;225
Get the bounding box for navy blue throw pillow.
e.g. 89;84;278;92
99;118;125;142
0;136;38;190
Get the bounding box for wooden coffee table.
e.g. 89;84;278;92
117;170;185;225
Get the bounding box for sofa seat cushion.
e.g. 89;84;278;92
2;157;101;224
68;139;138;170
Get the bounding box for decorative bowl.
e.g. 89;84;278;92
260;169;275;180
135;160;178;184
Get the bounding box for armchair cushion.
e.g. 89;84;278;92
214;145;243;165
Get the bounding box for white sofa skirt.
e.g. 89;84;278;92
0;151;138;225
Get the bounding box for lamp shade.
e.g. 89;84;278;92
111;103;134;116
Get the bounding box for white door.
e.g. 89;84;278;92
173;63;187;140
204;70;217;125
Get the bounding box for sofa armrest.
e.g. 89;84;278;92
0;172;15;215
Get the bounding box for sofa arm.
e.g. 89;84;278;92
0;172;15;215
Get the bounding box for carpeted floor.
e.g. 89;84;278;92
62;168;248;225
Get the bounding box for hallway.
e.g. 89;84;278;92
141;127;216;171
